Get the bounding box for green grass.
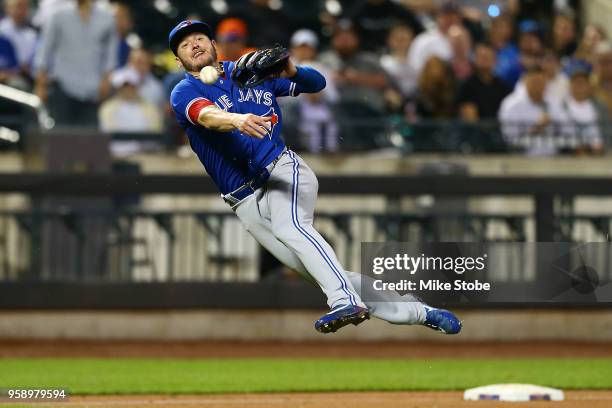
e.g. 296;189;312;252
0;358;610;395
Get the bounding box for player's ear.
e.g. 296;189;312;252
210;40;220;62
175;56;184;71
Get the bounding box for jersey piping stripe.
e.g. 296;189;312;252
288;151;355;306
289;82;296;97
289;151;356;306
185;97;213;125
287;151;357;306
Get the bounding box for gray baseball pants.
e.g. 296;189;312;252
233;150;425;324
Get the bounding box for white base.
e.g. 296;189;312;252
464;384;564;402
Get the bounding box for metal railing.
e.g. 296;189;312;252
0;174;609;280
0;83;54;131
0;174;610;308
1;207;612;283
389;119;612;153
1;90;610;154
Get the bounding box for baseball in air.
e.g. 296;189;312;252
199;66;219;84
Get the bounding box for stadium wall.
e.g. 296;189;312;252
0;309;611;341
5;151;612;177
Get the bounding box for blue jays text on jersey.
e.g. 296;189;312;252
171;61;325;194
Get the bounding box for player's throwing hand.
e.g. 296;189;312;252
232;114;272;139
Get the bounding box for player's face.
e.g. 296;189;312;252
176;32;218;73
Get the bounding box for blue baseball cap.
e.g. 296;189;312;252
518;19;541;35
564;59;593;78
169;20;213;56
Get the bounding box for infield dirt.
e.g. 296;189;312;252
2;391;611;408
2;340;612;358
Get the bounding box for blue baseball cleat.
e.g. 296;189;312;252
423;306;462;334
315;304;369;333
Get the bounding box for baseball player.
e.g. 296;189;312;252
168;20;461;334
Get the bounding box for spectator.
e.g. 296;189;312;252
411;56;456;119
551;10;577;60
123;47;164;110
34;0;118;127
575;24;607;65
215;17;256;62
447;2;486;48
112;2;140;67
492;18;543;88
489;13;521;87
0;34;21;86
31;0;72;28
514;49;569;103
409;1;462;74
347;0;423;52
511;0;570;23
288;29;339;153
230;0;290;48
0;0;37;78
456;42;511;122
319;21;391;115
99;68;163;156
517;20;544;73
593;42;612;116
448;24;473;81
380;23;418;98
290;29;320;64
540;49;569;101
499;66;554;154
549;60;603;153
100;68;162;132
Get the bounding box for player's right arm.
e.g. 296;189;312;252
197;105;271;139
172;85;271;140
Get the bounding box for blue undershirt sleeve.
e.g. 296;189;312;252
291;66;326;94
269;66;326;97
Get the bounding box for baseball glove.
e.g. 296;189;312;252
231;45;290;88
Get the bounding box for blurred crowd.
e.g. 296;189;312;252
0;0;610;155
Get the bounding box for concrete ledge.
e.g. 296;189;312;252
0;309;610;341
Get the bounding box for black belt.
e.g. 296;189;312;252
222;149;287;207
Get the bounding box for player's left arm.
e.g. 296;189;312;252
273;58;326;96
